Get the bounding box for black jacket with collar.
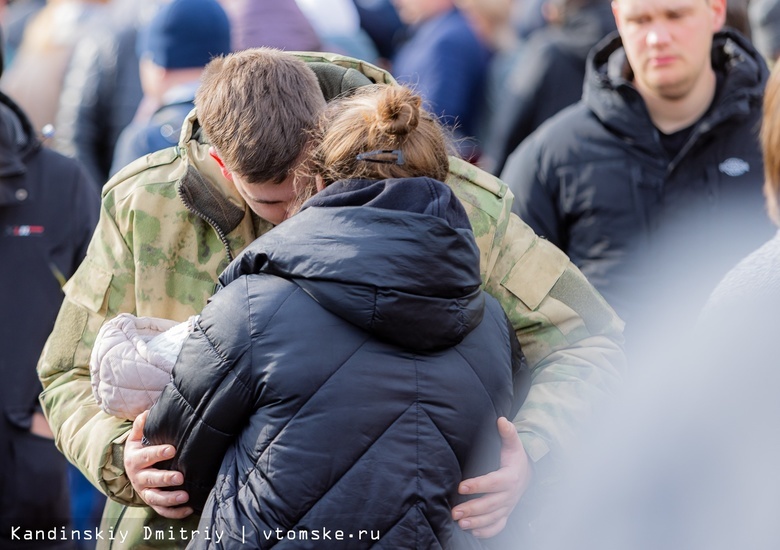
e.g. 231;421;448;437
144;177;527;549
0;90;98;543
503;29;773;327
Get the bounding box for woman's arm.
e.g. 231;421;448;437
143;279;256;511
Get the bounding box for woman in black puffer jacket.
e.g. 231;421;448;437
144;84;528;549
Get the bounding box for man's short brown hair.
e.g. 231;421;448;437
196;48;326;184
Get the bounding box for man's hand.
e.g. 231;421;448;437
124;410;193;519
451;417;531;538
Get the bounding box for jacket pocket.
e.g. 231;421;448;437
501;237;569;311
63;257;113;315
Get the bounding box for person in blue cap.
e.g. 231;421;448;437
110;0;231;175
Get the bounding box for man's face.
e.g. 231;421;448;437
612;0;726;101
232;172;298;226
392;0;453;25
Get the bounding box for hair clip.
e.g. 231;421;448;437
356;149;405;165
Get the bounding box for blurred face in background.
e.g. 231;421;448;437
392;0;454;25
455;0;514;47
612;0;726;101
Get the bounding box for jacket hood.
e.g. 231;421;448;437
583;28;768;152
220;177;485;352
0;91;38;180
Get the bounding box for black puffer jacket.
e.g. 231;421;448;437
0;88;98;546
504;29;773;326
145;177;526;549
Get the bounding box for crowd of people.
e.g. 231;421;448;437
1;0;780;548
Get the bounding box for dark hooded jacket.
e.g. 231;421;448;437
482;0;616;175
503;29;773;330
0;84;98;545
144;177;527;549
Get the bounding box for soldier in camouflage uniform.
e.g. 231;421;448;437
38;49;625;549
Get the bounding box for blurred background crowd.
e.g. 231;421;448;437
1;0;776;185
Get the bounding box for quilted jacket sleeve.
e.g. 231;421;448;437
143;279;257;511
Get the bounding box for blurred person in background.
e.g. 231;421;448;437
529;60;780;550
503;0;773;350
110;0;231;174
390;0;490;160
217;0;320;53
0;28;100;550
296;0;379;62
0;0;109;132
454;0;521;157
53;0;152;190
351;0;405;65
480;0;615;176
0;0;45;66
513;0;548;39
725;0;751;38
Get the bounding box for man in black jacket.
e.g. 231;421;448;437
502;0;774;346
0;31;100;549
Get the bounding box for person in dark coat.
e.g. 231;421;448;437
142;84;528;548
480;0;615;176
524;61;780;550
0;30;100;549
503;0;773;346
52;0;147;189
390;0;491;159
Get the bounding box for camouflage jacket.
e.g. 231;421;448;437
38;53;624;549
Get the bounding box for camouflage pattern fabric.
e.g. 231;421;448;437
37;54;624;549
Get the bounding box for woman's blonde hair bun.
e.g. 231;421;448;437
376;87;422;137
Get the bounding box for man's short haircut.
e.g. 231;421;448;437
761;62;780;225
196;48;326;184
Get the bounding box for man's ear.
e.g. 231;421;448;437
209;147;233;182
710;0;727;32
315;175;327;193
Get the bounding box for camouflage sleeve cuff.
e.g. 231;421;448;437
101;430;145;506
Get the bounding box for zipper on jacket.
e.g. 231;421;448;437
177;185;235;263
666;120;712;177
